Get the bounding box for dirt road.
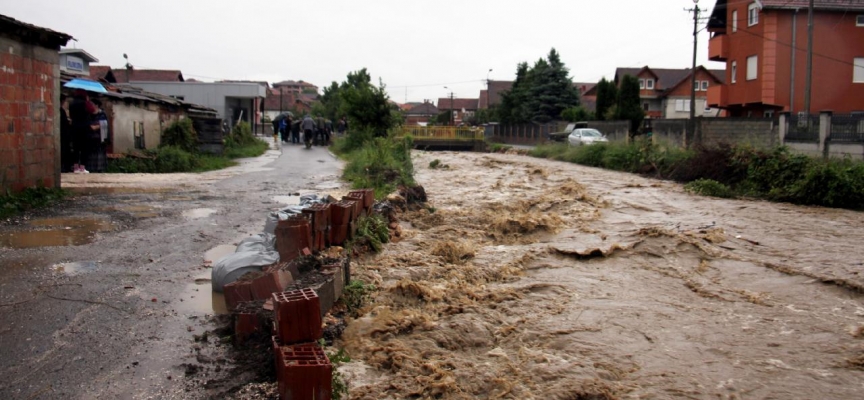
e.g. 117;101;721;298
0;142;346;399
340;151;864;399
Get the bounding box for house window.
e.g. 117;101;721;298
646;79;655;90
702;81;709;91
643;103;650;111
133;121;145;149
764;110;774;118
855;58;864;83
857;15;864;27
675;99;691;112
731;61;738;83
746;55;758;80
694;80;701;91
748;3;759;26
639;79;645;89
732;10;738;32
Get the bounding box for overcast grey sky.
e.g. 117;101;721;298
3;0;714;104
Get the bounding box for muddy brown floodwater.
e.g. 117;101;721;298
338;151;864;399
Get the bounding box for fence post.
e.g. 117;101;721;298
820;111;832;159
778;112;788;146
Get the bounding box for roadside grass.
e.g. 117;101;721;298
530;141;864;210
107;121;267;173
0;186;67;219
333;129;415;199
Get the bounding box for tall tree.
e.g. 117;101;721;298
594;78;618;121
527;48;580;123
318;82;342;121
338;68;394;136
498;62;531;124
615;75;645;132
498;49;580;124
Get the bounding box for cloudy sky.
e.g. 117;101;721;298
4;0;715;104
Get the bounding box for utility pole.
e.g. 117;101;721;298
803;0;814;118
686;0;700;148
444;86;454;126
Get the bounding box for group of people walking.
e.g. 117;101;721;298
273;114;347;146
60;90;108;173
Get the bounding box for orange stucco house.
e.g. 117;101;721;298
707;0;864;117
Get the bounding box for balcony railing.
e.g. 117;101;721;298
707;84;726;108
709;34;728;62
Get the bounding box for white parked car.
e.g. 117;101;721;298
568;128;609;146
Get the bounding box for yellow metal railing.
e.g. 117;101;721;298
400;126;485;141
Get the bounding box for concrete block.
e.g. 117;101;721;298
273;289;323;345
224;280;254;311
275;343;332;400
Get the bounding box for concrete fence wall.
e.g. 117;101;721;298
486;113;863;160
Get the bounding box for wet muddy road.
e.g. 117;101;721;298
341;151;864;399
0;142;346;400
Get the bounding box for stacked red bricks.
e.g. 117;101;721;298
272;288;331;400
302;203;331;251
275;216;313;262
229;189;376;398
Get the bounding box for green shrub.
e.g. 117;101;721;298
225;121;257;148
789;159;864;208
571;142;608;167
342;279;376;317
348;215;390;252
160;118;198;153
0;186;67;219
429;159;441;169
154;146;192;172
341;135;414;198
684;179;733;198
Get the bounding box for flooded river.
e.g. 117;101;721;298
339;151;864;399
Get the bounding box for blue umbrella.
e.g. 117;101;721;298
64;78;108;94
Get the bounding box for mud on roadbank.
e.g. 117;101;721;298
337;151;864;399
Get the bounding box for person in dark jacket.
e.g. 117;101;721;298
68;90;97;173
59;94;75;172
86;99;108;172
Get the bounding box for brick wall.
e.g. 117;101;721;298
0;36;60;193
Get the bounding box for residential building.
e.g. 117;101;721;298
89;66;184;84
0;14;71;193
437;98;479;125
59;48;98;77
479;80;514;109
404;102;439;126
707;0;864;117
272;80;318;95
262;87;312;121
614;66;725;119
574;82;598;113
124;81;266;127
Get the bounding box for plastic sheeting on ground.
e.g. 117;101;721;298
263;194;332;235
211;250;279;292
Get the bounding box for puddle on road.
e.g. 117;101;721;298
66;187;173;195
204;244;236;264
52;261;97;276
182;208;216;219
175;270;228;315
93;205;161;219
0;217;115;249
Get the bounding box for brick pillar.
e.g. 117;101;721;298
778;112;789;146
819;111;833;159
